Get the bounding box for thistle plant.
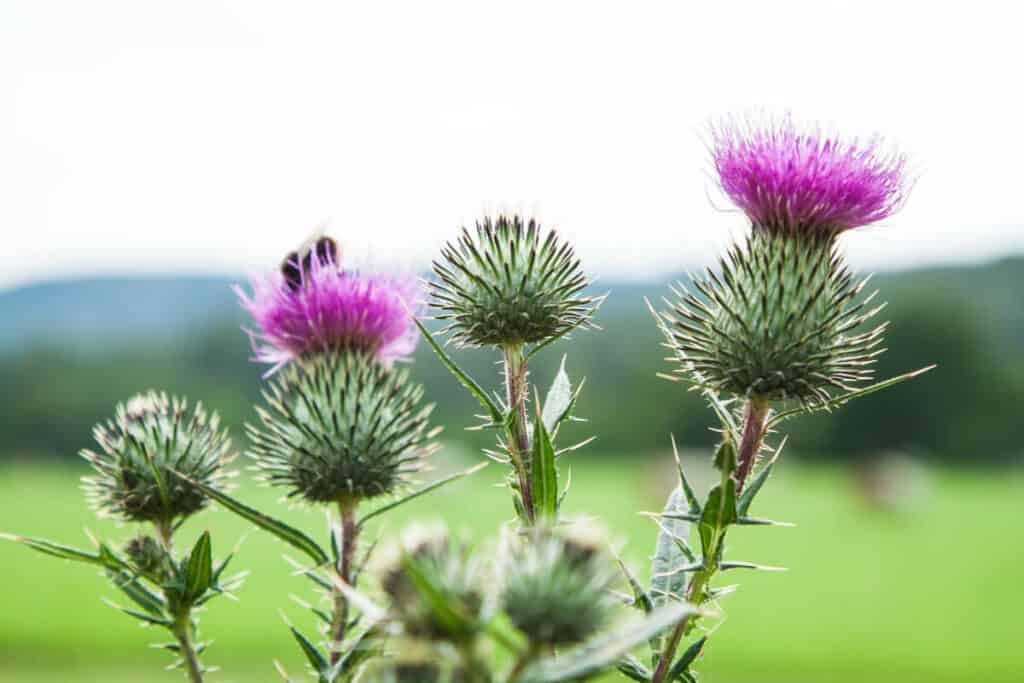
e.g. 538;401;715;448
638;117;931;683
424;214;601;524
2;391;242;682
2;116;933;683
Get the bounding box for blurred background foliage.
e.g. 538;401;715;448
2;257;1021;466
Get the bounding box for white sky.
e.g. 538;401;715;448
2;1;1023;289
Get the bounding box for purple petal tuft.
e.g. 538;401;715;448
236;254;421;373
711;116;909;234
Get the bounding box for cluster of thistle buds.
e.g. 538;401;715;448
2;115;931;683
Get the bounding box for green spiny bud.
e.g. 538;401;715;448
378;525;485;642
500;524;616;646
429;214;599;348
123;534;167;577
657;230;887;407
81;391;233;523
248;352;438;505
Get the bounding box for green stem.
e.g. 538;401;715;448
653;398;767;683
173;618;205;683
503;344;535;524
329;502;359;666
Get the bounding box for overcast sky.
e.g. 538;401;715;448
3;1;1022;289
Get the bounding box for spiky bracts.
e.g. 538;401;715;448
248;351;438;504
657;230;887;406
712;116;908;235
236;240;421;372
500;525;616;646
430;214;599;348
81;391;233;524
379;525;485;643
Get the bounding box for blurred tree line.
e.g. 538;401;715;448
1;259;1021;465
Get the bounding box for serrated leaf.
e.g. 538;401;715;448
650;487;691;658
518;601;699;683
190;481;328;566
698;481;737;560
614;553;652;614
289;625;328;676
359;462;488;527
110;572;166;616
541;356;573;434
412;316;502;423
670;436;701;514
712;440;736;474
667;636;707;681
530;412;559;520
185;532;213;602
737;436;786;516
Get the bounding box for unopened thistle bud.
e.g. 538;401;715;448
658;118;909;407
500;525;615;646
430;214;599;348
236;234;421;372
248;352;438;504
378;526;484;642
123;534;168;577
81;391;233;523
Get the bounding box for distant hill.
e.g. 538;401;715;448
0;256;1021;464
2;257;1020;352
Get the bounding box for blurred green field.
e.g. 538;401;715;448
1;455;1022;683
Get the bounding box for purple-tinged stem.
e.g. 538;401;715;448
503;344;535;524
329;502;359;665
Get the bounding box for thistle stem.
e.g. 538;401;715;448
329;502;359;666
503;344;535;523
734;397;770;493
172;618;205;683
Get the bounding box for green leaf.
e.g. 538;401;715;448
289;625;328;676
359;462;488;528
190;482;328;566
667;636;708;682
518;601;699;683
737;436;786;517
650;488;690;606
109;572;166;616
412;316;502;423
614;553;653;614
712;440;736;474
768;365;936;427
617;654;652;681
698;481;737;560
185;532;213;602
670;436;701;514
0;534;123;570
541;356;573;434
530;411;559;520
326;626;385;680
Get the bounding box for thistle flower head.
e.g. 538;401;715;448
656;231;887;407
711;116;908;235
123;535;167;577
378;525;485;642
430;214;599;348
499;524;616;646
81;391;234;524
248;352;438;505
237;236;421;372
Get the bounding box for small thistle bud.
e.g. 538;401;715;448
430;214;599;348
123;535;167;577
81;391;233;523
499;525;616;646
236;234;421;371
378;525;484;642
248;352;438;504
657;231;887;406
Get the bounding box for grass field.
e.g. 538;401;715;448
1;454;1021;683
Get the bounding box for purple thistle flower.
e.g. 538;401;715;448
236;247;421;373
711;116;909;235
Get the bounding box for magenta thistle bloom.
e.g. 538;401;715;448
711;116;908;235
236;247;421;372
